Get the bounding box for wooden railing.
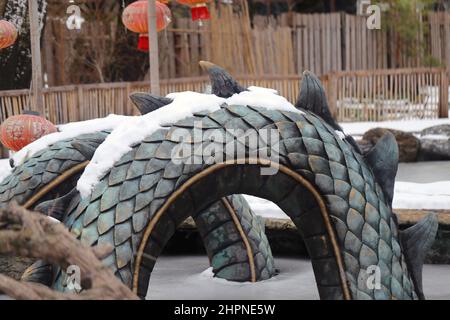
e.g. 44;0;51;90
0;76;301;126
1;68;449;156
1;70;448;125
322;67;449;122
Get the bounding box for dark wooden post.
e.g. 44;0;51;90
29;0;44;115
147;0;160;95
439;69;449;118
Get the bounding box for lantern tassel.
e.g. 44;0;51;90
138;34;149;52
191;5;210;21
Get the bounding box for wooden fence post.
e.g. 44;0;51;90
439;69;449;118
77;86;84;121
126;82;133;115
29;0;44;115
327;72;338;119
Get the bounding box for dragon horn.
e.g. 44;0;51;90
199;60;246;98
130;92;173;115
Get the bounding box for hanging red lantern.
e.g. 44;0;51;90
0;114;57;152
177;0;210;22
0;20;18;50
122;1;172;52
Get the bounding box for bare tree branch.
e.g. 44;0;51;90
0;203;138;300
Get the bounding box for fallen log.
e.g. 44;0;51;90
0;203;138;300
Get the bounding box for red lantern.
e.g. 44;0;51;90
122;1;171;52
0;114;57;151
0;20;18;50
177;0;210;22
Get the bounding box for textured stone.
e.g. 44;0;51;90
362;128;419;162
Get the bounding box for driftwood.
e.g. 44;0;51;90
0;203;138;300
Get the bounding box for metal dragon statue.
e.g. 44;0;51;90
0;62;438;300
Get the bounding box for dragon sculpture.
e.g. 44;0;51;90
0;62;438;300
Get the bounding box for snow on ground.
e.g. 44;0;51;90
0;159;12;183
339;118;450;137
393;181;450;210
147;255;450;300
244;195;289;220
77;88;300;198
148;256;320;300
244;178;450;217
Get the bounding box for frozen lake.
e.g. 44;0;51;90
147;255;450;300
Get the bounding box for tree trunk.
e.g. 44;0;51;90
0;0;47;91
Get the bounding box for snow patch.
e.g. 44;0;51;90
244;195;289;220
340;119;450;137
0;159;12;184
421;134;449;140
335;130;346;140
199;267;247;285
393;181;450;210
12;114;130;166
199;266;282;286
227;86;299;113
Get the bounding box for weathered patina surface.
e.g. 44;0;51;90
0;129;274;289
0;64;438;300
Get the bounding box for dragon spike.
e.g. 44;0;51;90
297;71;340;131
199;60;246;98
400;213;439;299
71;141;97;160
34;188;78;221
364;132;399;206
130;92;173;115
21;260;53;287
298;71;362;153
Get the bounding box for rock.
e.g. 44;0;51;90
421;124;450;137
418;125;450;161
362;128;420;162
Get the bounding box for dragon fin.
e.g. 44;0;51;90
400;213;439;299
364;132;398;206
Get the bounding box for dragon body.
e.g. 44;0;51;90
0;64;438;300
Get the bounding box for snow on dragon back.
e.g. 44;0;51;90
77;87;300;198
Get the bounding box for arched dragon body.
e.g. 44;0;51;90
0;63;437;300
